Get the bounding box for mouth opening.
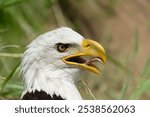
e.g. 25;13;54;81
63;55;104;74
65;56;103;66
65;56;86;64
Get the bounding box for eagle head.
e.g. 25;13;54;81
21;27;106;100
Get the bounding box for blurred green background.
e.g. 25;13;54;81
0;0;150;99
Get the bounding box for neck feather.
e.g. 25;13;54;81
22;64;83;100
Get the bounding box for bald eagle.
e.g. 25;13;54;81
21;27;106;100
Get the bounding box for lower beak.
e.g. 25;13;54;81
62;39;106;74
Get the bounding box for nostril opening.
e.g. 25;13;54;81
86;44;90;47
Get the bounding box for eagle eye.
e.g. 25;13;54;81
56;43;69;52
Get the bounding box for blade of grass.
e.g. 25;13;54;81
4;83;23;90
0;45;20;50
0;53;22;58
130;56;150;99
140;55;150;79
8;90;22;97
0;75;6;80
1;60;21;89
0;90;22;97
118;78;129;99
0;0;27;9
130;29;139;59
107;53;132;74
81;80;96;100
130;79;150;99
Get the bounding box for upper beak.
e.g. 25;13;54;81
62;39;106;74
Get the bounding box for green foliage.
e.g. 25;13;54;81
106;29;150;100
127;28;139;60
107;53;132;74
1;60;21;89
130;56;150;99
118;78;128;99
0;0;53;99
0;0;27;9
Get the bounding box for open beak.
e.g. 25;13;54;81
62;39;106;74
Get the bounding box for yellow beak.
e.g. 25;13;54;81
62;39;106;74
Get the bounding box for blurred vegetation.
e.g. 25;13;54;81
0;0;150;99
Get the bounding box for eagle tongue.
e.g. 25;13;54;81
85;57;103;66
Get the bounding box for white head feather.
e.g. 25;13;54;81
21;27;85;100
